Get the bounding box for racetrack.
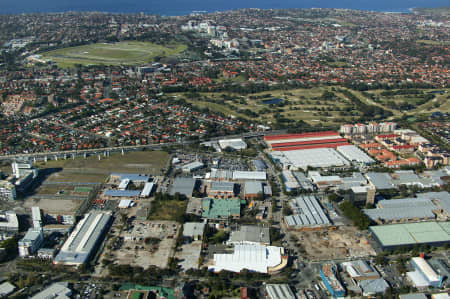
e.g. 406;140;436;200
41;41;186;67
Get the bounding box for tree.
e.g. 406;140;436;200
210;230;229;244
339;200;371;230
0;237;19;261
283;206;293;216
374;253;388;266
269;228;282;242
328;193;341;202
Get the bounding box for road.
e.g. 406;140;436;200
0;130;287;161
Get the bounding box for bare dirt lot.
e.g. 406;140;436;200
110;220;179;269
24;197;83;214
295;226;376;261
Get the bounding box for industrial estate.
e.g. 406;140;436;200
1;122;449;299
0;4;449;299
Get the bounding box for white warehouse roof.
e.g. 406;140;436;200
54;212;111;265
118;200;134;208
272;148;350;170
140;182;154;197
336;145;375;164
233;171;266;181
209;244;283;273
118;179;130;190
219;138;247;150
412;257;441;283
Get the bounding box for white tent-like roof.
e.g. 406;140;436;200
118;200;134;209
209;244;282;273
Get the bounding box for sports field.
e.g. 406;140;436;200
41;41;187;67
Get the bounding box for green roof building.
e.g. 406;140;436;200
369;221;450;251
120;284;176;299
202;198;241;220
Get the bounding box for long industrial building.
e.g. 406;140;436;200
407;257;444;288
270;138;349;151
31;206;42;229
207;169;266;181
265;131;351;153
363;192;450;224
264;131;344;150
265;284;296;299
54;212;112;265
284;195;331;230
363;197;436;224
271;147;350;170
232;171;267;181
268;133;377;169
369;221;450;251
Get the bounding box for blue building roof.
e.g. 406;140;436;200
104;190;141;197
252;159;267;171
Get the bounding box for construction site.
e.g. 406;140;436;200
295;226;376;261
104;220;180;269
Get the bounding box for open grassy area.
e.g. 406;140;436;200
360;88;450;116
416;40;450;46
41;41;187;67
35;150;169;183
148;199;187;222
178;87;357;126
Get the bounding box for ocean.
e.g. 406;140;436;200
0;0;448;15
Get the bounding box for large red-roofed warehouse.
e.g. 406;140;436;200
264;131;348;151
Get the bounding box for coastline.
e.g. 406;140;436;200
0;5;445;16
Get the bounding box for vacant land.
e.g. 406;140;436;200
35;150;169;183
114;220;179;269
24;197;83;214
295;226;376;261
41;41;187;67
148;199;187;222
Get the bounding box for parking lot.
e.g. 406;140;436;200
176;240;203;271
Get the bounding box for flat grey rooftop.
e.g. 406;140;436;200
228;225;270;245
170;177;196;196
210;181;234;192
365;172;395;190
